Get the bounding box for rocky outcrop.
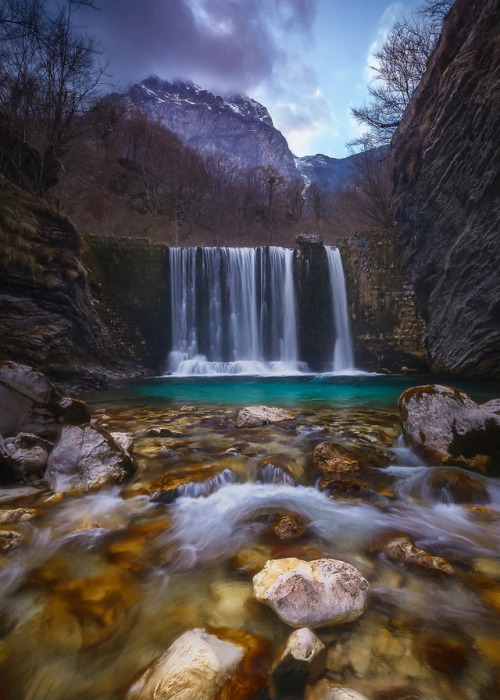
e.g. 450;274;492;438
338;231;426;373
398;384;500;469
392;0;500;378
44;424;134;493
116;76;299;179
253;558;370;628
236;406;295;428
0;133;112;373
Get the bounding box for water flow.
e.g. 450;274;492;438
325;246;355;372
167;247;301;375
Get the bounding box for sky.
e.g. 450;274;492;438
79;0;423;158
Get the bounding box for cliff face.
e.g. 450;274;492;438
116;76;299;179
338;231;427;373
392;0;500;378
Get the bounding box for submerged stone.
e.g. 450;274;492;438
383;537;455;576
236;406;295;428
253;558;370;628
0;529;24;550
313;442;361;475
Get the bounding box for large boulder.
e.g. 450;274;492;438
126;628;266;700
253;558;370;628
0;362;90;438
398;385;500;467
44;424;134;493
236;406;295;428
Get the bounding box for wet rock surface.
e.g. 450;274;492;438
253;558;370;628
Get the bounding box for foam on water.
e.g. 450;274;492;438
167;481;500;568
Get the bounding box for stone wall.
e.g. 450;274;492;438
294;236;334;372
82;236;170;373
81;232;426;375
338;230;427;373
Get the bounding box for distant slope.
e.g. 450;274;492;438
295;147;387;191
113;76;299;179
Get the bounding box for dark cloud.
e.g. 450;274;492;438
81;0;318;92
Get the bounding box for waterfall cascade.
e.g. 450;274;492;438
167;247;302;375
167;245;355;375
325;246;355;372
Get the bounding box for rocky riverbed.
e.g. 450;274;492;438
1;365;500;699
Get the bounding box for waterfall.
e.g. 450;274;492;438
167;247;302;375
325;246;355;372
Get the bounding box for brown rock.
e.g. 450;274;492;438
313;442;360;475
269;512;309;542
383;537;455;575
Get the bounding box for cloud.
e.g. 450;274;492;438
81;0;318;93
363;2;403;83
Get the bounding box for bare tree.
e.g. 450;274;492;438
349;1;453;151
0;0;106;191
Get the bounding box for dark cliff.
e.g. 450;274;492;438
0;119;116;384
392;0;500;378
